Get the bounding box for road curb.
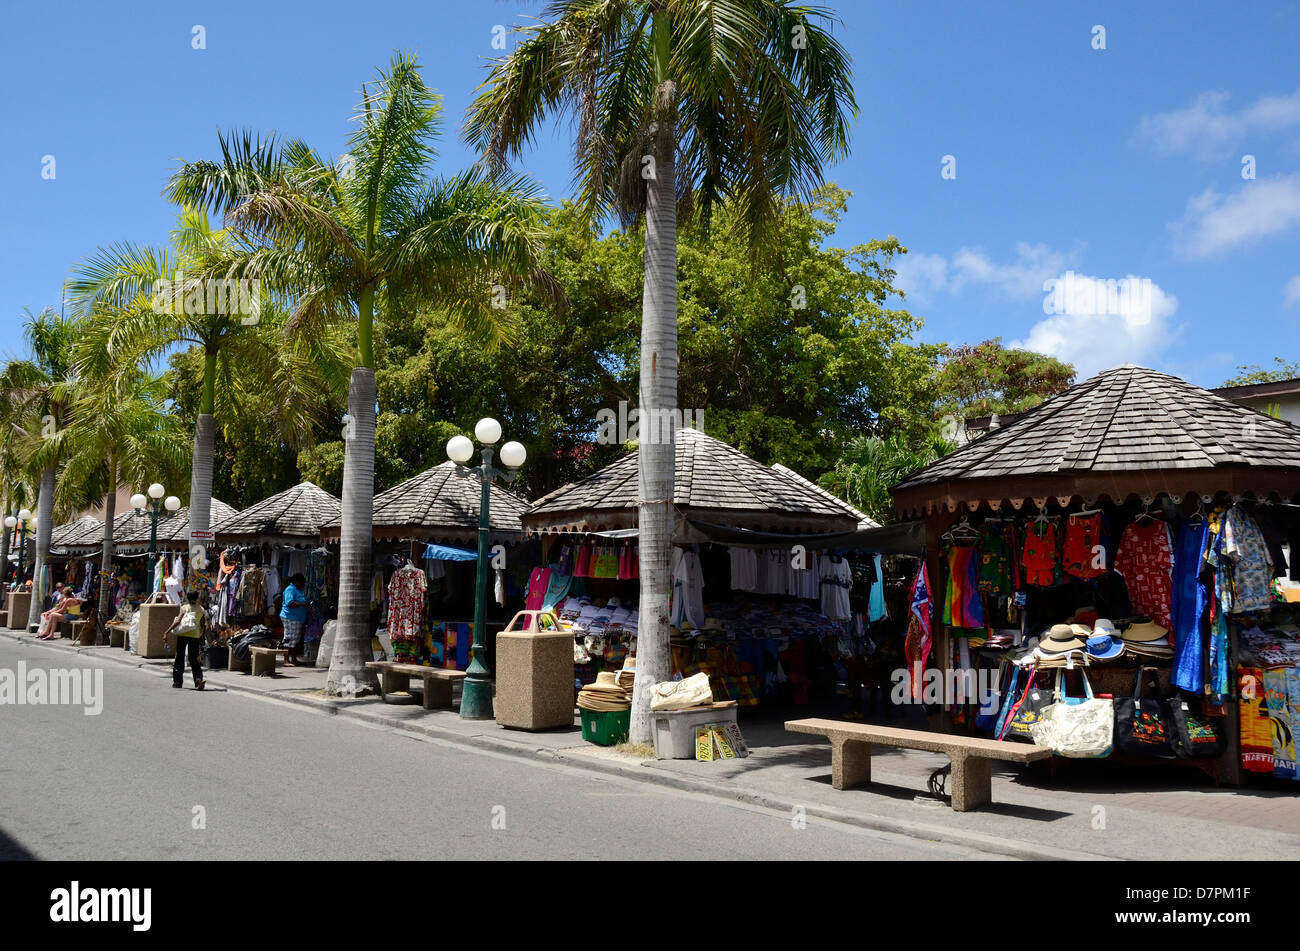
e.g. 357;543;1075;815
2;627;1110;861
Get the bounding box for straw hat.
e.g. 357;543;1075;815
1038;624;1087;654
1069;623;1092;638
1122;620;1169;643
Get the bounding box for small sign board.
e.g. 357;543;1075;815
190;531;214;542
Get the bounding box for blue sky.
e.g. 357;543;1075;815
2;0;1298;387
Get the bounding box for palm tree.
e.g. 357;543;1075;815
466;0;856;740
59;341;190;636
820;430;957;526
163;53;561;696
0;307;83;629
0;423;35;594
67;210;347;589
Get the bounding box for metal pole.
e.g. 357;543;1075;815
17;521;27;586
148;501;159;594
460;446;495;719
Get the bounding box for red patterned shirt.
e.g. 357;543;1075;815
1114;521;1174;629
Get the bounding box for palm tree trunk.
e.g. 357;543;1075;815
97;465;116;644
629;40;679;744
0;505;10;604
327;366;380;696
187;352;217;547
26;466;56;630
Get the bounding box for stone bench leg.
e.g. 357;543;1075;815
830;737;872;790
420;677;453;710
380;669;410;698
109;627;125;648
950;755;992;812
252;652;279;676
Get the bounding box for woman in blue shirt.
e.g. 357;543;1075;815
280;573;309;666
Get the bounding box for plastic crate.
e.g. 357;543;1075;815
580;708;631;746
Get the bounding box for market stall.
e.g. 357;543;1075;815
523;428;923;712
890;364;1300;785
320;461;531;668
209;482;342;659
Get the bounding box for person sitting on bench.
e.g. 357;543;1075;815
36;590;83;640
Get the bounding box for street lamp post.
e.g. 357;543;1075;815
6;508;32;588
447;418;527;720
132;484;181;595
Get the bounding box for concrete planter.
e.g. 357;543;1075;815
494;611;575;731
137;603;179;658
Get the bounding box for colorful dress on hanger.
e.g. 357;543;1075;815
1171;518;1209;693
942;542;983;629
525;566;551;612
387;565;426;641
1114;520;1174;629
1021;522;1059;587
1062;512;1107;579
977;525;1013;595
1220;505;1275;613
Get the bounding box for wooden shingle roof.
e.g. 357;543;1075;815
895;364;1300;492
321;461;528;541
50;516;103;549
110;499;239;550
524;429;862;534
213;482;340;542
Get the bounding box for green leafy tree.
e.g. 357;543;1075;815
468;0;857;743
0;307;81;628
819;429;955;525
166;54;560;696
1221;358;1300;386
932;338;1075;421
59;346;190;630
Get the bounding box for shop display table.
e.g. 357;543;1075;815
249;647;287;676
786;718;1053;812
365;661;466;710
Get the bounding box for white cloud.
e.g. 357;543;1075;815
1285;275;1300;308
894;242;1076;301
1011;272;1180;378
1171;172;1300;258
1135;87;1300;159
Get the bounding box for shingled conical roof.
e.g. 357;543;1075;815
322;461;528;543
110;499;239;550
525;429;863;534
50;516;103;549
896;364;1300;490
213;482;340;543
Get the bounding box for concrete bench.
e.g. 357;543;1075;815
786;718;1053;812
366;661;467;710
106;621;128;649
249;646;287;677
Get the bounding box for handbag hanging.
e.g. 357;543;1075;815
1113;667;1178;759
1029;669;1114;758
1002;666;1053;743
1167;693;1225;759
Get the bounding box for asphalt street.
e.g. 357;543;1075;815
0;637;1004;860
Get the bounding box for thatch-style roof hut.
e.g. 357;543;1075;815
213;481;340;546
523;429;864;536
320;461;528;546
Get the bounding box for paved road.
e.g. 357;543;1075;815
0;637;1003;860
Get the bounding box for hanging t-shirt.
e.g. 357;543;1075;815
818;554;852;619
670;547;705;630
729;547;759;592
868;553;887;622
525;566;551;612
1114;520;1174;629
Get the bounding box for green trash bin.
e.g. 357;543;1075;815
580;708;631;746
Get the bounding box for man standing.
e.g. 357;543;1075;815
280;573;308;667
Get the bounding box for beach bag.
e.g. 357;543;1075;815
649;671;713;711
1113;668;1177;759
175;606;198;635
992;665;1022;739
973;661;1008;732
593;546;619;579
1001;667;1053;742
1168;694;1225;759
1030;670;1113;758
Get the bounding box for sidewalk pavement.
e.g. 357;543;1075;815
7;625;1300;861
